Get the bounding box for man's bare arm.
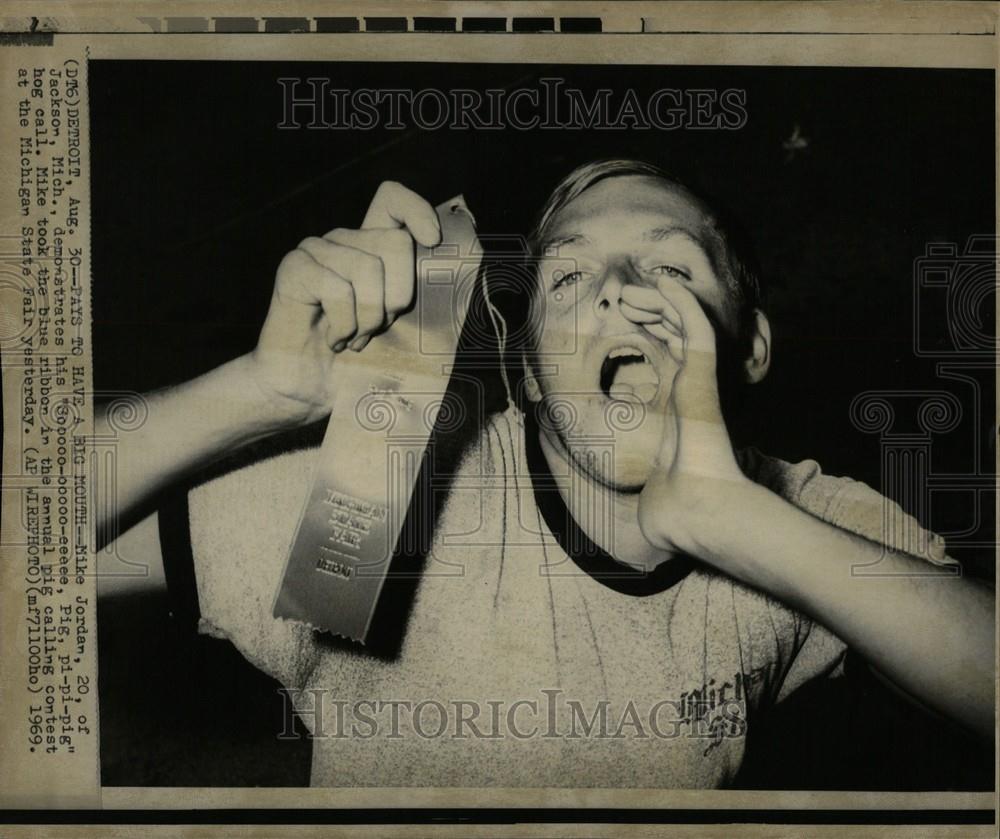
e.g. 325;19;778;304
628;276;994;741
95;181;441;596
675;482;995;740
94;357;289;595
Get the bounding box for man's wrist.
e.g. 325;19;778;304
687;478;836;604
196;355;305;448
681;478;776;568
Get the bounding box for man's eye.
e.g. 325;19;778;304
552;270;584;289
646;264;691;281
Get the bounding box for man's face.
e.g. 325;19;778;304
526;175;743;491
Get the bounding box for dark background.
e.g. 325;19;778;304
91;62;994;788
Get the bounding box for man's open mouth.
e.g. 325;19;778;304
599;346;660;403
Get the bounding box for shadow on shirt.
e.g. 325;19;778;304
733;650;994;791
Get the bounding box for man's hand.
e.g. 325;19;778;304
619;277;994;741
245;181;442;429
619;277;750;556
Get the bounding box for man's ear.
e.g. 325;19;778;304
521;351;542;403
743;308;771;384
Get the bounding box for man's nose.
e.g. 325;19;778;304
594;262;643;318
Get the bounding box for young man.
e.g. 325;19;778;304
98;161;993;788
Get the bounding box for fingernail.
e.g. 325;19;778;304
350;336;370;352
333;341;347;352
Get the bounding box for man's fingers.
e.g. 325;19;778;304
639;321;685;365
361;180;442;248
652;277;717;355
620;280;719;377
325;227;414;322
618;300;660;323
620;300;684;335
273;247;358;350
270;182;437;360
619;285;684;334
298;236;386;347
322;280;359;350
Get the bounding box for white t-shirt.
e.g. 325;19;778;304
187;405;956;788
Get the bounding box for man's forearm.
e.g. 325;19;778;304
687;481;994;739
95;354;289;545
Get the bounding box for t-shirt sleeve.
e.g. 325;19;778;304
187;447;322;691
741;448;961;704
807;475;959;570
740;446;958;571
